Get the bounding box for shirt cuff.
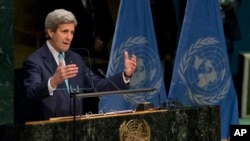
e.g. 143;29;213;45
48;78;56;96
122;72;130;84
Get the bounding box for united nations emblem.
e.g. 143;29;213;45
119;119;150;141
109;36;164;104
178;37;231;105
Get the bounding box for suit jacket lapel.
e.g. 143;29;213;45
41;44;57;75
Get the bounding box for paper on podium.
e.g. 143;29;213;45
49;110;135;121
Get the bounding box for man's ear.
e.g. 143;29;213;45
47;29;54;38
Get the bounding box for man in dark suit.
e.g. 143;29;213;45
23;9;137;121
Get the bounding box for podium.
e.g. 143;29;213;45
1;105;220;141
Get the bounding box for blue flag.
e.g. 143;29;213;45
99;0;167;112
168;0;239;139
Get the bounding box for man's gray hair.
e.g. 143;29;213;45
45;9;78;39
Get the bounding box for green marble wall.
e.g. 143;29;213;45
0;0;14;125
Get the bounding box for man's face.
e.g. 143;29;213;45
48;23;75;52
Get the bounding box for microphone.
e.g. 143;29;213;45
71;48;96;113
97;69;135;111
85;73;96;92
74;48;107;114
70;48;94;92
98;69;120;90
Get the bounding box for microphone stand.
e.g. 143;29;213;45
70;86;79;141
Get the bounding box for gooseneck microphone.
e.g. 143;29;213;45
70;48;93;92
85;73;96;92
78;48;109;114
97;69;135;111
81;48;93;87
98;69;120;90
